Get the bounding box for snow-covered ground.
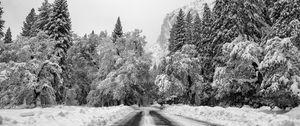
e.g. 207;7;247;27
0;105;134;126
162;104;298;126
1;104;300;126
285;106;300;126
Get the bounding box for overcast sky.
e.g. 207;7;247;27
2;0;195;43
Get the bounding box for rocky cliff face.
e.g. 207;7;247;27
153;0;215;63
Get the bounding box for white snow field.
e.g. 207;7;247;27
285;106;300;126
0;105;134;126
162;105;298;126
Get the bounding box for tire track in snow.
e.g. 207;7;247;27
113;108;216;126
112;111;143;126
149;110;178;126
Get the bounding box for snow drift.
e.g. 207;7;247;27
0;105;134;126
162;105;295;126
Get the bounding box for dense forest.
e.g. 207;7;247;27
0;0;300;110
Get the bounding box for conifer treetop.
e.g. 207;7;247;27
4;27;12;44
21;8;37;37
112;17;123;42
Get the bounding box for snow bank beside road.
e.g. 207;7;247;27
162;105;294;126
285;106;300;126
0;105;134;126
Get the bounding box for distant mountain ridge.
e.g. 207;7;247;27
150;0;215;64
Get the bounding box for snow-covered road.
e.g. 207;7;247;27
2;105;298;126
112;107;215;126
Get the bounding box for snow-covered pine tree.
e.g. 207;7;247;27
112;17;123;43
185;11;193;45
201;3;212;42
168;9;186;53
199;3;213;57
192;13;201;47
212;0;266;44
4;27;12;44
35;0;51;32
234;0;267;41
201;0;236;83
45;0;72;52
199;3;214;83
270;0;300;38
262;0;279;26
21;8;37;37
210;0;239;67
0;2;4;38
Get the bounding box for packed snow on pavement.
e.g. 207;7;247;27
0;105;134;126
162;104;299;126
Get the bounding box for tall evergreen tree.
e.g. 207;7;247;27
46;0;72;51
21;8;37;37
168;9;186;53
211;0;238;58
195;4;214;82
201;3;212;42
112;17;123;43
45;0;72;104
198;3;213;57
235;0;267;41
212;0;266;44
262;0;279;26
185;11;193;44
0;2;4;38
35;0;51;31
209;0;239;76
4;27;12;43
270;0;300;38
192;13;202;46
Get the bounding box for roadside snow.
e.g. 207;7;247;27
285;106;300;126
162;112;209;126
162;105;295;126
0;105;134;126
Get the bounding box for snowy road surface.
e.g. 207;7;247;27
112;107;217;126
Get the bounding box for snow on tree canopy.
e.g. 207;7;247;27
87;30;152;107
212;67;228;87
215;37;262;84
155;44;204;103
260;37;300;96
212;37;263;104
223;36;263;65
0;61;40;108
155;74;185;99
